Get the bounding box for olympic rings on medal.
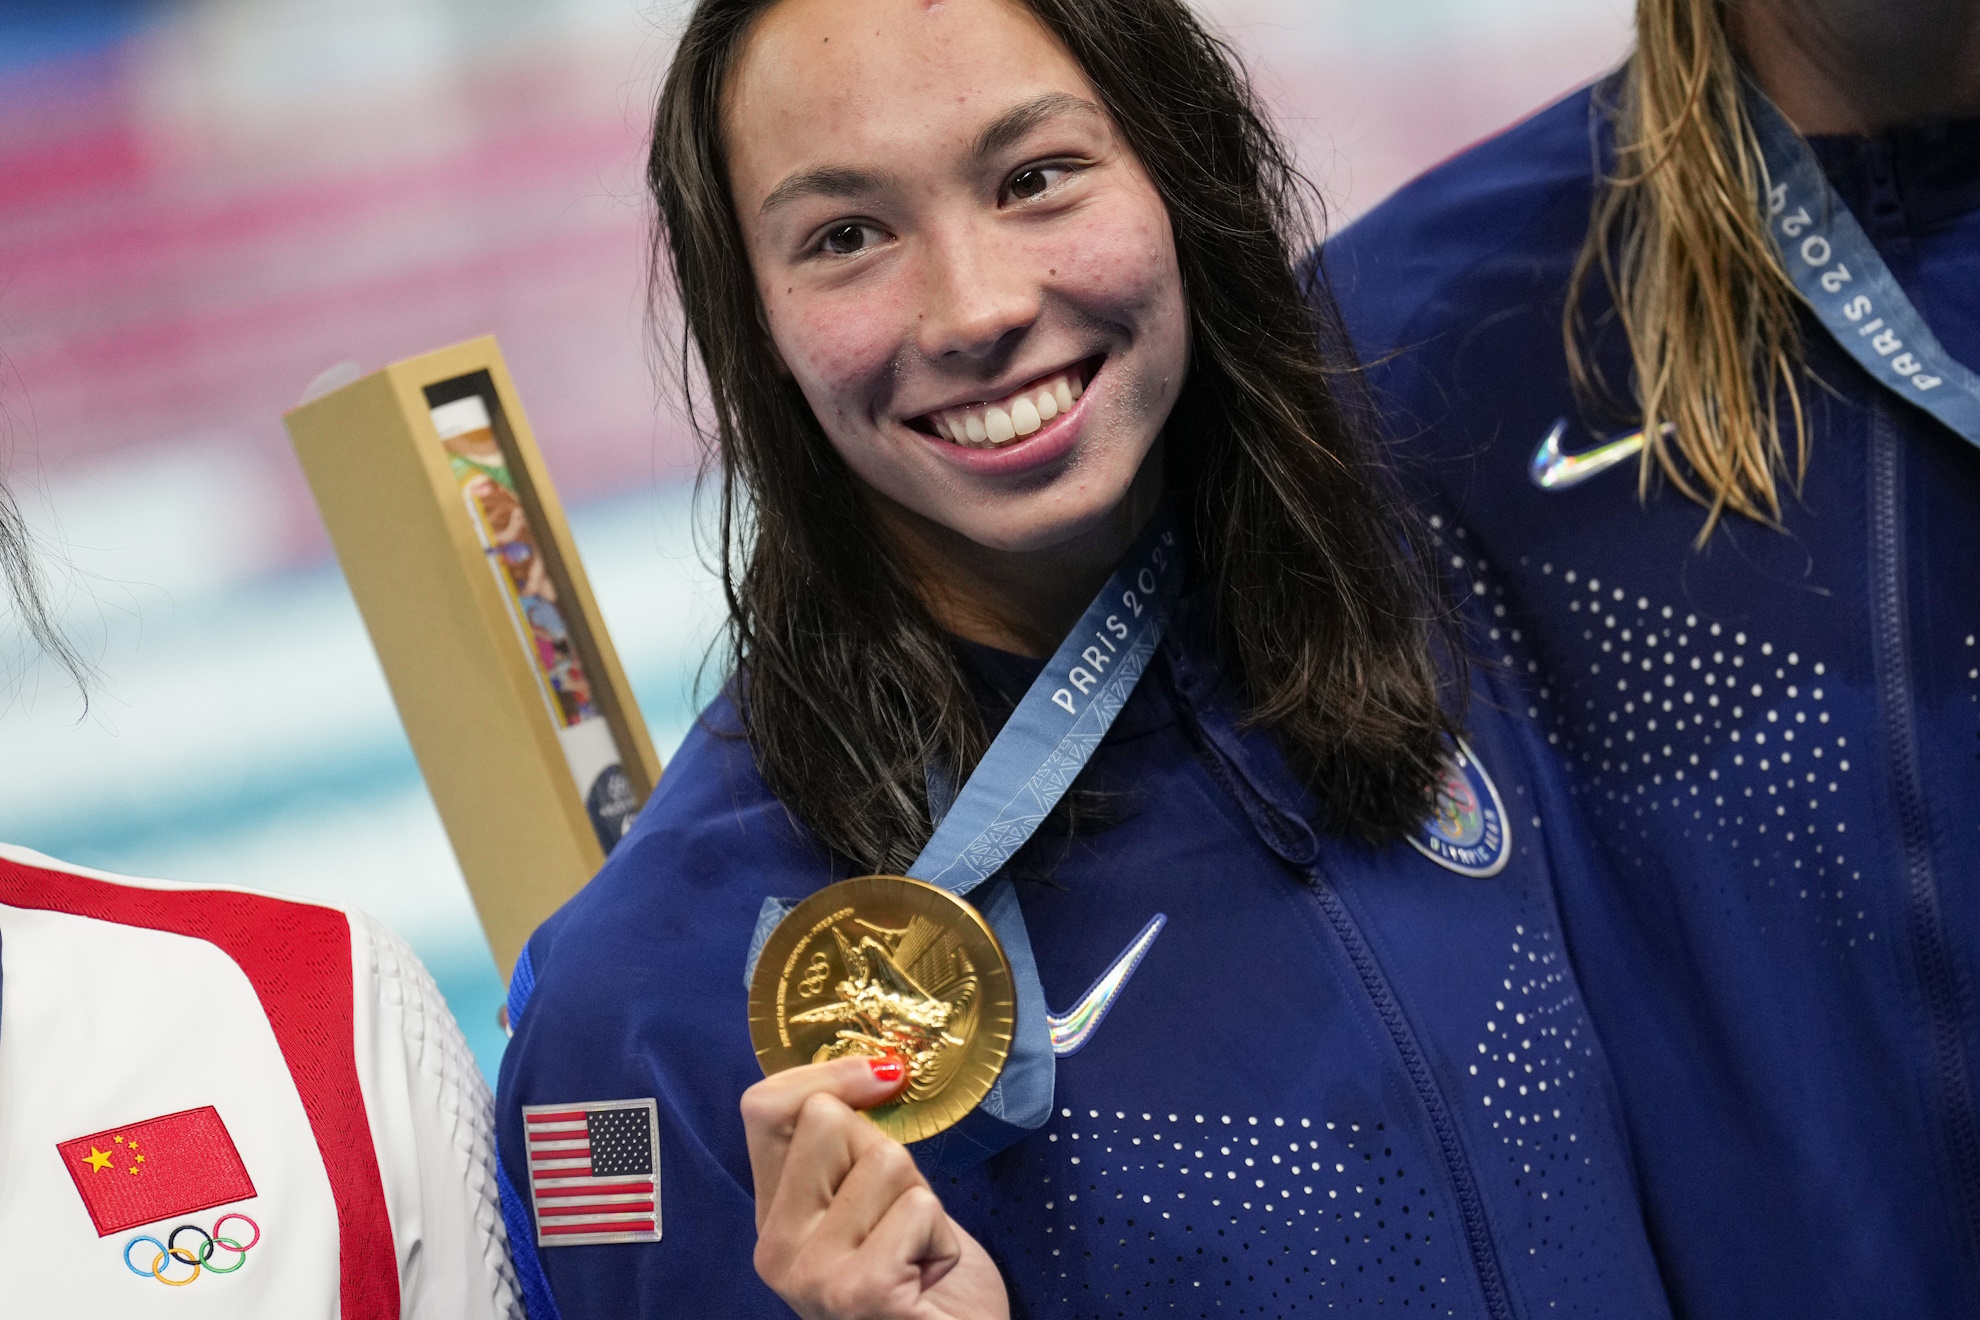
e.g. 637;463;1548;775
121;1213;262;1286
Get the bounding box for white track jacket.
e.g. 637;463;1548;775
0;843;521;1319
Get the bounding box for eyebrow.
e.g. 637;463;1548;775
758;165;894;217
970;91;1102;163
755;92;1103;218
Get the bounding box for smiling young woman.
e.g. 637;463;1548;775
651;0;1464;870
494;2;1677;1317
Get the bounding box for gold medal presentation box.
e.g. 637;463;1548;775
284;336;660;977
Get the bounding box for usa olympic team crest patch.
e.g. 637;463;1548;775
1410;738;1511;878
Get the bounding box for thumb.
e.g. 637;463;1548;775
838;1053;911;1110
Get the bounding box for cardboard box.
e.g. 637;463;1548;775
284;336;660;976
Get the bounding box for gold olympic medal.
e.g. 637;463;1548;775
747;874;1015;1144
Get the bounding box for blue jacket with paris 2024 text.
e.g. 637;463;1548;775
494;602;1674;1320
1328;83;1980;1319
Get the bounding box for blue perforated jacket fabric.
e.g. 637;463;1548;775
1328;84;1980;1319
494;606;1672;1319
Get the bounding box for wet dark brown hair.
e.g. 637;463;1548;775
649;0;1457;872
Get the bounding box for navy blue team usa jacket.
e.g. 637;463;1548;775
1329;86;1980;1319
495;603;1674;1318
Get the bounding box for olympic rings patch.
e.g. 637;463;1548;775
123;1213;260;1286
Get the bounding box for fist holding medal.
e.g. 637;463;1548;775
740;879;1017;1320
748;875;1016;1143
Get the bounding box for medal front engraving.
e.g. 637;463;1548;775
750;876;1015;1143
785;917;981;1104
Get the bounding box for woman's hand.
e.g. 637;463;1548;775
741;1056;1011;1320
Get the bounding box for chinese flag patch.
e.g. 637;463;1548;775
57;1106;257;1236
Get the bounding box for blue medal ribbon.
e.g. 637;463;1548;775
1744;80;1980;447
744;511;1182;1168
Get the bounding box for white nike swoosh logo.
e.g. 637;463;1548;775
1528;418;1666;491
1046;913;1166;1057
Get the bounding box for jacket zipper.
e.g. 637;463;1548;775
1168;655;1516;1320
1304;876;1517;1320
1867;398;1980;1264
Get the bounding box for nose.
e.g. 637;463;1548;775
915;221;1040;363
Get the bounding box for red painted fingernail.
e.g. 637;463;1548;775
869;1056;906;1084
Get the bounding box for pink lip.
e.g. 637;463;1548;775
910;364;1098;478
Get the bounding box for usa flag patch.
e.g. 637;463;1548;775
522;1098;662;1246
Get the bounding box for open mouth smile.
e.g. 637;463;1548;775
911;359;1097;449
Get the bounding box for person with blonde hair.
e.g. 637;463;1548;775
1331;0;1980;1314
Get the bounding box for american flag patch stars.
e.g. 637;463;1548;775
521;1098;663;1246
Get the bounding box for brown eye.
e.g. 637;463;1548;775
1008;167;1052;200
821;224;869;255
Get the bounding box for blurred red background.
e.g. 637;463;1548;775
0;0;1629;570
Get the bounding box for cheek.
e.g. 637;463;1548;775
761;286;906;430
1046;198;1186;353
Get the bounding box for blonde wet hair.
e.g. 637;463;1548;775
1568;0;1807;542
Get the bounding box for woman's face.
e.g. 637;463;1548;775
724;0;1188;555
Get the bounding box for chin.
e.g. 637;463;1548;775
943;481;1147;556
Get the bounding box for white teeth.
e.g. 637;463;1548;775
984;405;1015;444
926;365;1090;448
